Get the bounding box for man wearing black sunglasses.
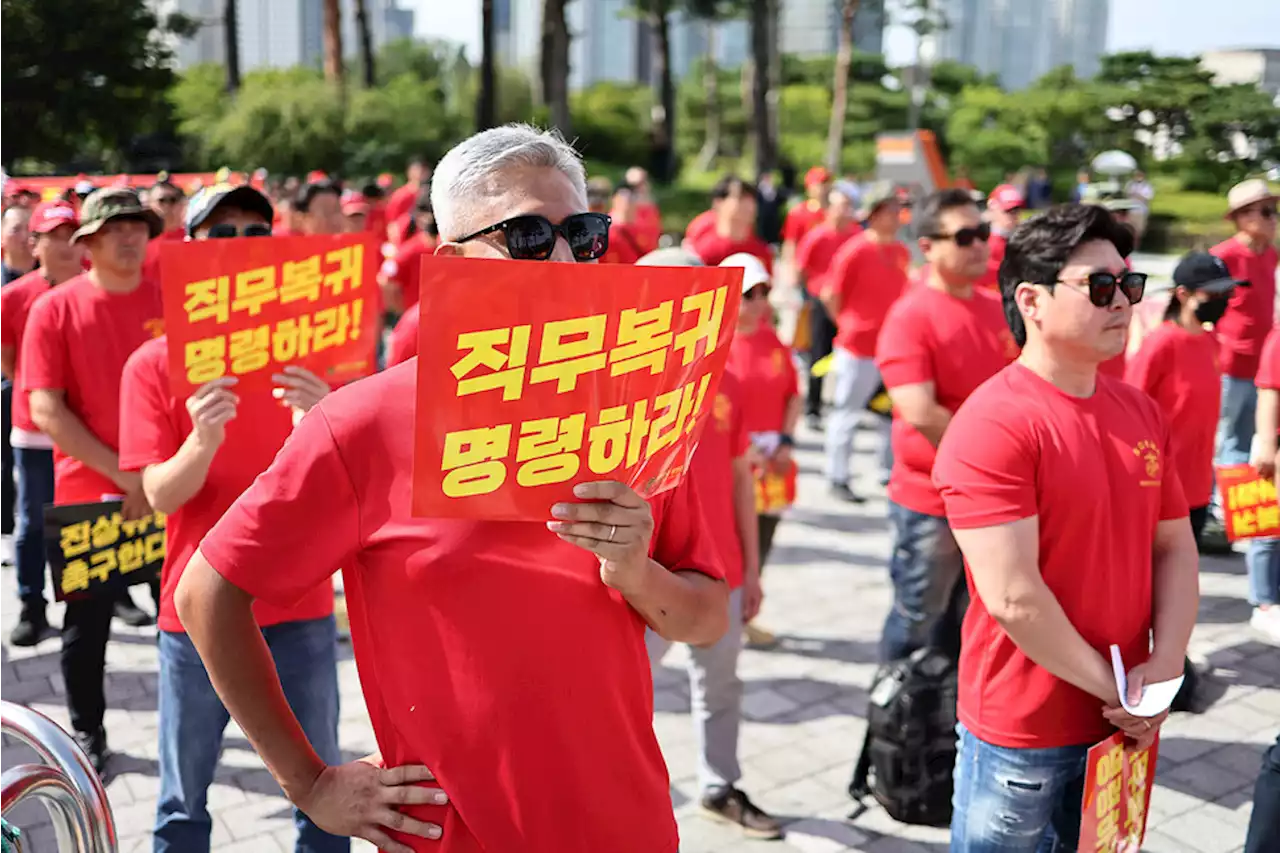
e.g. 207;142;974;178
174;124;728;853
933;204;1198;852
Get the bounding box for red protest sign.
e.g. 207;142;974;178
412;256;743;521
754;460;797;514
158;235;379;397
1216;464;1280;540
1079;732;1158;853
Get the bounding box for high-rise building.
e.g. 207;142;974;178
779;0;885;58
935;0;1108;89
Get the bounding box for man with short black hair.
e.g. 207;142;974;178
935;205;1199;851
873;188;1015;663
294;181;344;236
687;177;773;270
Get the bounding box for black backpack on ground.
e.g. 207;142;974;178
847;646;958;828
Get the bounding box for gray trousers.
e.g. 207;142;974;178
824;347;890;484
647;587;745;796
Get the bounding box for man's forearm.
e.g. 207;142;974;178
34;402;122;485
176;553;327;801
622;561;729;645
731;461;760;579
905;404;953;448
1;346;14;381
995;585;1119;704
1256;390;1278;457
782;395;802;436
141;433;219;514
1150;532;1200;666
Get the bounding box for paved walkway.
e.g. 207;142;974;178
2;420;1274;852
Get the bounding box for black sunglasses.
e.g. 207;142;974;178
206;223;273;239
928;222;991;247
455;212;611;262
1053;271;1148;308
1249;205;1277;219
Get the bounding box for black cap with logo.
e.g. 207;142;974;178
1172;251;1243;295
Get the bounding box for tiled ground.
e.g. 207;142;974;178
2;402;1274;852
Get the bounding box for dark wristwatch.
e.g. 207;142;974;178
779;434;796;448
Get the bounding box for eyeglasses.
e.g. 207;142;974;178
1245;205;1277;219
455;212;611;262
1053;271;1147;308
927;222;991;247
206;223;273;239
744;284;771;301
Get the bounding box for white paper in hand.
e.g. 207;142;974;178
1110;645;1184;717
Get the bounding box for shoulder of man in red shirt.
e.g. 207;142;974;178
1258;326;1280;389
1;270;52;346
118;336;174;471
685;210;716;243
388;303;421;367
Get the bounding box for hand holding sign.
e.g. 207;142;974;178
549;481;655;593
187;377;240;449
271;365;331;425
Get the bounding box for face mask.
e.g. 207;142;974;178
1195;296;1228;325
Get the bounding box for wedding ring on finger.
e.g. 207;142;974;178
608;524;617;542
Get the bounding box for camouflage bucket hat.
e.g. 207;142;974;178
72;188;163;244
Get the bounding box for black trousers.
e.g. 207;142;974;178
758;514;782;573
1245;733;1280;853
2;381;14;535
60;594;115;735
805;298;837;418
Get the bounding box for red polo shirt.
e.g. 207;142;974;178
828;235;910;359
199;360;724;853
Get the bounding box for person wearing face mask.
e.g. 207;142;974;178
1125;252;1238;708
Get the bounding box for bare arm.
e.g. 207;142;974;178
618;562;729;645
732;456;760;581
30;389;131;489
1254;388;1279;478
175;552;326;801
820;286;841;319
1148;517;1199;668
141;436;219;515
952;517;1120;704
1;344;14;381
887;381;953;448
782;393;802;437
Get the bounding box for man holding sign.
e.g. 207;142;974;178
176;124;728;853
120;184;343;853
932;206;1200;851
21;187;165;774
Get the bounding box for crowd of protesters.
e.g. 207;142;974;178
0;128;1277;852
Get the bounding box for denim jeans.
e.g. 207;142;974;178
880;501;968;663
951;722;1089;853
1216;375;1257;467
1247;538;1280;606
1245;733;1280;853
154;616;347;853
2;380;14;536
825;347;889;484
13;446;54;603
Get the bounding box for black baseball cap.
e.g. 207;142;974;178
1172;251;1243;295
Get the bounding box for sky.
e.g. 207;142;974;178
406;0;1280;67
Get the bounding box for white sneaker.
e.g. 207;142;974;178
1249;606;1280;643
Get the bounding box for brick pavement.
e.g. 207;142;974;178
2;420;1275;852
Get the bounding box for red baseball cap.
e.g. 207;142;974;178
307;170;329;184
377;172;394;189
30;201;79;234
341;192;369;216
805;166;832;188
988;184;1025;212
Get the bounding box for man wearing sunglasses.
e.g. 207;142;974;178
21;188;167;774
872;189;1017;667
174;124;728;853
118;182;342;852
933;204;1199;852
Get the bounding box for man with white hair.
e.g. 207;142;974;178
175;124;729;853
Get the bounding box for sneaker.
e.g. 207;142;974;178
1250;606;1280;643
744;623;777;648
805;412;823;432
9;600;48;647
829;482;864;504
113;594;155;627
1197;516;1233;555
701;787;784;840
73;728;110;777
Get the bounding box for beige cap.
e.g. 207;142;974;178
1225;179;1279;218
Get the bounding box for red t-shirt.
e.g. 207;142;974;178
364;202;388;243
1211;238;1279;380
685;209;716;243
388;303;420;367
601;222;643;265
877;286;1019;516
781;200;825;245
198;361;723;853
632;202;662;255
20;275;164;504
1;270;56;432
795;222;861;298
1097;351;1126;378
726;325;798;434
692;373;749;590
688;231;773;272
979;231;1009;291
933;363;1188;749
141;227;185;286
118;337;333;632
386;233;435;310
1257;327;1280;389
829;236;910;358
384;183;418;232
1124;323;1221;507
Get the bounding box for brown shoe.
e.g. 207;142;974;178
744;622;777;648
701;787;784;839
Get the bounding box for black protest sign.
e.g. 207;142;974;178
43;501;166;601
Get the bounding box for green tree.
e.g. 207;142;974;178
685;0;746;171
2;0;196;169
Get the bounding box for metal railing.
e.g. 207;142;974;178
1;701;116;853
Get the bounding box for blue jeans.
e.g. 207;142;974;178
1245;732;1280;853
1216;375;1257;467
154;616;347;853
951;723;1089;853
880;501;967;663
13;446;54;603
1247;538;1280;605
